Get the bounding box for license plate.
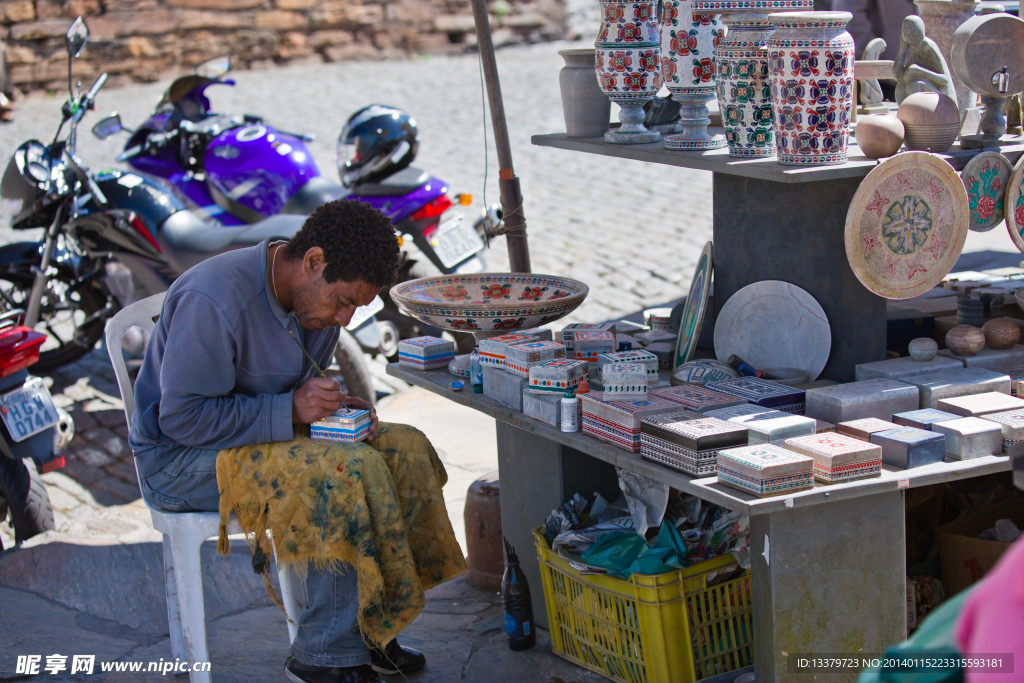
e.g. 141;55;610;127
0;377;59;442
431;214;484;268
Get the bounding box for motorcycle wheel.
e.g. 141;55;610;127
0;456;54;543
334;327;375;405
0;269;108;372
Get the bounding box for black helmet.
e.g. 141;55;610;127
336;104;419;187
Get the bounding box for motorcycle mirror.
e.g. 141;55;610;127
65;17;89;59
195;55;230;79
92;113;123;139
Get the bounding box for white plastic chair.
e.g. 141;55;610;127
106;293;306;683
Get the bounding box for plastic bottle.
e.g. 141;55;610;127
471;348;483;393
560;390;579;432
501;538;536;651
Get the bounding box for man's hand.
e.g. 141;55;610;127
343;396;379;441
293;377;347;424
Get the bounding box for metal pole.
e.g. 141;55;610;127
470;0;532;274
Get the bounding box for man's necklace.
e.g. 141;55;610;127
271;244;327;379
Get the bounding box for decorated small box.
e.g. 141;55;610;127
980;408;1024;456
837;418;899;442
519;327;554;342
478;333;540;368
571;330;616;362
992;363;1024;396
937;392;1024;417
503;340;566;377
397;336;456;371
580;394;680;452
651;385;746;413
640;412;748;476
597;349;659;380
528;359;589;395
602;363;649;401
705;404;780;421
635;330;677;347
782;433;883;484
716;444;815;498
932;417;1003;460
892;408;962;431
705;377;807;415
311;408;371;443
561;323;615;351
870;427;945;469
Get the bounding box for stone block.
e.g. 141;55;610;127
937;392;1024;417
815;419;837;433
837;418;898;441
87;10;177;37
168;0;262;7
522;390;561;427
897;368;1010;409
0;0;35;22
854;355;963;381
482;366;526;412
433;13;476;33
805;379;920;424
937;344;1024;369
9;19;69;40
870;427;946;469
892;408;962;431
932;417;1003;460
178;9;250;29
277;0;316;8
255;9;307;29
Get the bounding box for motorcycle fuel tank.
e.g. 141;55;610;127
205;124;319;223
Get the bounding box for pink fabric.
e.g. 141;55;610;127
954;534;1024;682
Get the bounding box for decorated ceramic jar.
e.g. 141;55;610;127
595;0;663;144
661;0;726;148
767;11;854;165
715;13;775;157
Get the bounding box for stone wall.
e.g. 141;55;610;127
0;0;566;93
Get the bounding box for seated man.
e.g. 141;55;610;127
129;200;465;683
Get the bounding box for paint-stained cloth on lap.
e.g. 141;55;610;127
216;423;467;647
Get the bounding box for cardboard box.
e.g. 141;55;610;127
503;340;566;377
937;497;1024;595
397;336;455;371
478;333;541;368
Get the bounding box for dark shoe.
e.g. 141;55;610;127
284;657;380;683
369;639;426;675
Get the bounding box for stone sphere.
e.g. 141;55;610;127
982;318;1020;350
855;115;905;159
908;337;938;361
897;92;961;126
946;325;986;357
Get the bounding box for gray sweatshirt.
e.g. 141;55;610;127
129;238;339;479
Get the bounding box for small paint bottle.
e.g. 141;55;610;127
560;390;579;433
471;348;483;393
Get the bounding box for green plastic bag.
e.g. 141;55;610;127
653;522;690;569
581;531;649;578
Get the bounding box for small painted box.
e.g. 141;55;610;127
936;392;1024;417
601;363;649;401
478;333;540;368
522;389;562;427
311;408;371;443
716;444;815;498
931;417;1003;460
892;408;962;431
782;433;883;483
482;366;528;411
571;330;616;362
854;355;964;381
991;363;1024;396
397;336;455;371
900;368;1010;409
870;427;946;469
503;340;566;377
635;330;677;347
979;408;1024;456
561;323;615;350
528;359;589;395
705;377;806;414
519;327;554;342
805;379;920;424
597;349;659;380
580;394;680;452
837;418;898;441
639;412;748;476
651;385;746;413
705;404;815;444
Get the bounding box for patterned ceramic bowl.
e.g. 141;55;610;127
390;273;590;333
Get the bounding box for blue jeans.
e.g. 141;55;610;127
143;446;369;668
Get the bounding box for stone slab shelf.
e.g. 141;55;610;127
387;363;1011;516
530;132;1024;184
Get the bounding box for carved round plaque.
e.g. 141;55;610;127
962;152;1012;233
845;151;969;299
1004;154;1024;254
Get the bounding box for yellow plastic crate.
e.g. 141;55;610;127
534;528;753;683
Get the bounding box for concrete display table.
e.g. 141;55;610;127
387;364;1012;683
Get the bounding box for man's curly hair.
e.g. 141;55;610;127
284;199;400;288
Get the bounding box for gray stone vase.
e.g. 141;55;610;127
558;48;611;137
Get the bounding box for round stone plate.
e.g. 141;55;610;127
845;151;969;299
714;280;831;381
673;241;713;369
1005;154;1024;253
962;151;1011;232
